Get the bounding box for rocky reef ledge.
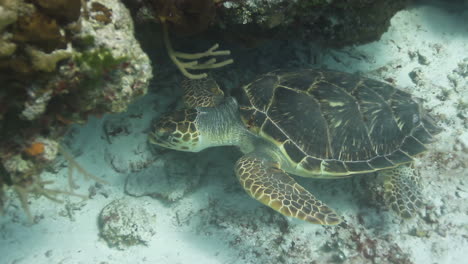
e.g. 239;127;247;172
125;0;409;48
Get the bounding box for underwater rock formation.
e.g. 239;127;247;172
99;198;157;250
120;0;407;79
0;0;152;219
124;0;408;47
219;0;410;47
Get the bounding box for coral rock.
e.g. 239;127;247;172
13;10;66;52
0;5;17;32
0;39;16;57
31;0;81;24
26;46;72;72
99;198;157;250
2;154;34;174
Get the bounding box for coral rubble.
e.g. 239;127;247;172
99;198;157;250
0;0;152;219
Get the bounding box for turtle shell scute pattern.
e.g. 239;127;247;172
240;69;439;176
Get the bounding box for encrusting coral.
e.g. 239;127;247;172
25;45;72;72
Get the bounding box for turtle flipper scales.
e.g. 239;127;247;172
381;165;424;219
235;154;341;225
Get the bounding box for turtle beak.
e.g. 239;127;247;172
148;109;202;152
148;131;160;145
149;129;173;148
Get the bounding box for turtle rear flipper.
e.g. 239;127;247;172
235;154;341;225
381;165;424;219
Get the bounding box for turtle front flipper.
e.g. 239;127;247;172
235;155;341;225
182;77;224;108
381;165;424;219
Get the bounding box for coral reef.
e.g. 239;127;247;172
99;198;157;250
0;0;152;220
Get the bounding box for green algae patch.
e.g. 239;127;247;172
74;47;128;80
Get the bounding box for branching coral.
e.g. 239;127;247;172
5;145;105;222
58;145;107;191
13;178;87;222
161;22;233;79
140;0;234;79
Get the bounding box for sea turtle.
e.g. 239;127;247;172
149;69;440;225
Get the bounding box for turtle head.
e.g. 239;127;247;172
149;108;205;152
149;77;225;152
149;97;244;152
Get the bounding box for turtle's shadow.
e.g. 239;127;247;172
180;148;398;261
190;146;397;230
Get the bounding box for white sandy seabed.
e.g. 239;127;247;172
1;2;467;264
